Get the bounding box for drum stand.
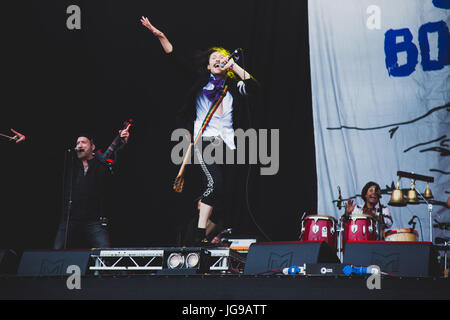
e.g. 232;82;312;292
444;243;449;278
375;219;382;241
337;220;344;262
444;241;450;278
416;189;433;243
435;238;449;278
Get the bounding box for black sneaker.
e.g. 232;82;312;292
190;238;218;248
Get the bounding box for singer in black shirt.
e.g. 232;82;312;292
53;129;129;249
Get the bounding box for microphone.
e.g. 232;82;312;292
408;215;417;225
218;48;243;67
337;186;342;210
342;265;379;276
282;265;306;275
214;228;232;244
435;237;449;245
74;147;84;152
217;228;232;238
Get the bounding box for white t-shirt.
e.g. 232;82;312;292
351;203;393;229
193;76;236;150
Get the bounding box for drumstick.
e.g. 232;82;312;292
0;133;14;140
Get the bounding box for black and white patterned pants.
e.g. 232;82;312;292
195;136;235;224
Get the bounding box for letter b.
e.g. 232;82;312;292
384;28;419;77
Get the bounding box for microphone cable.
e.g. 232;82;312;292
417;215;424;242
240;49;272;242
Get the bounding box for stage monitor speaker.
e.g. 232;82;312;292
243;241;340;275
0;250;21;275
17;250;91;276
343;241;440;277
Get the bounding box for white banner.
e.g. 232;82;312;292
308;0;449;242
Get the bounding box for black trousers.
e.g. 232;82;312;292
195;137;236;225
53;218;110;249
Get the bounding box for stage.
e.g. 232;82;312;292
1;244;449;301
2;4;449;308
1;274;449;300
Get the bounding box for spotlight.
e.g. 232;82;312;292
167;253;185;269
185;252;200;268
160;249;213;274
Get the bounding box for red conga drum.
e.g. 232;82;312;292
342;214;378;250
301;215;338;251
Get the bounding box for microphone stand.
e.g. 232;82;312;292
377;200;383;241
410;219;417;231
416;189;433;243
441;239;449;277
63;148;75;250
299;211;307;240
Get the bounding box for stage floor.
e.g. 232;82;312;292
1;274;449;300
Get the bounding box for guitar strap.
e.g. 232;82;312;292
193;84;229;146
172;83;229;193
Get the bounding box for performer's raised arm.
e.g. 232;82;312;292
0;128;26;143
11;128;26;143
140;16;173;54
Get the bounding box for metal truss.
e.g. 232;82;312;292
88;248;246;274
90;249;164;271
207;248;246;272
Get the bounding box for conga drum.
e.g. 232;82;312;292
384;228;418;242
301;215;338;251
342;214;379;250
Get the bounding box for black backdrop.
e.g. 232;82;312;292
1;0;316;249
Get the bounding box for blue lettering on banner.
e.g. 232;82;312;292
384;21;449;76
433;0;450;9
384;28;418;77
419;21;450;71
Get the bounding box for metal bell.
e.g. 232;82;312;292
389;188;406;206
406;181;419;204
423;183;433;199
389;178;406;207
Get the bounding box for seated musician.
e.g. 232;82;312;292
345;181;393;234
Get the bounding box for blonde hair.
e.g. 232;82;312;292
212;47;236;79
196;46;236;79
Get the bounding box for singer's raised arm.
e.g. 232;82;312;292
140;16;173;54
140;15;196;80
